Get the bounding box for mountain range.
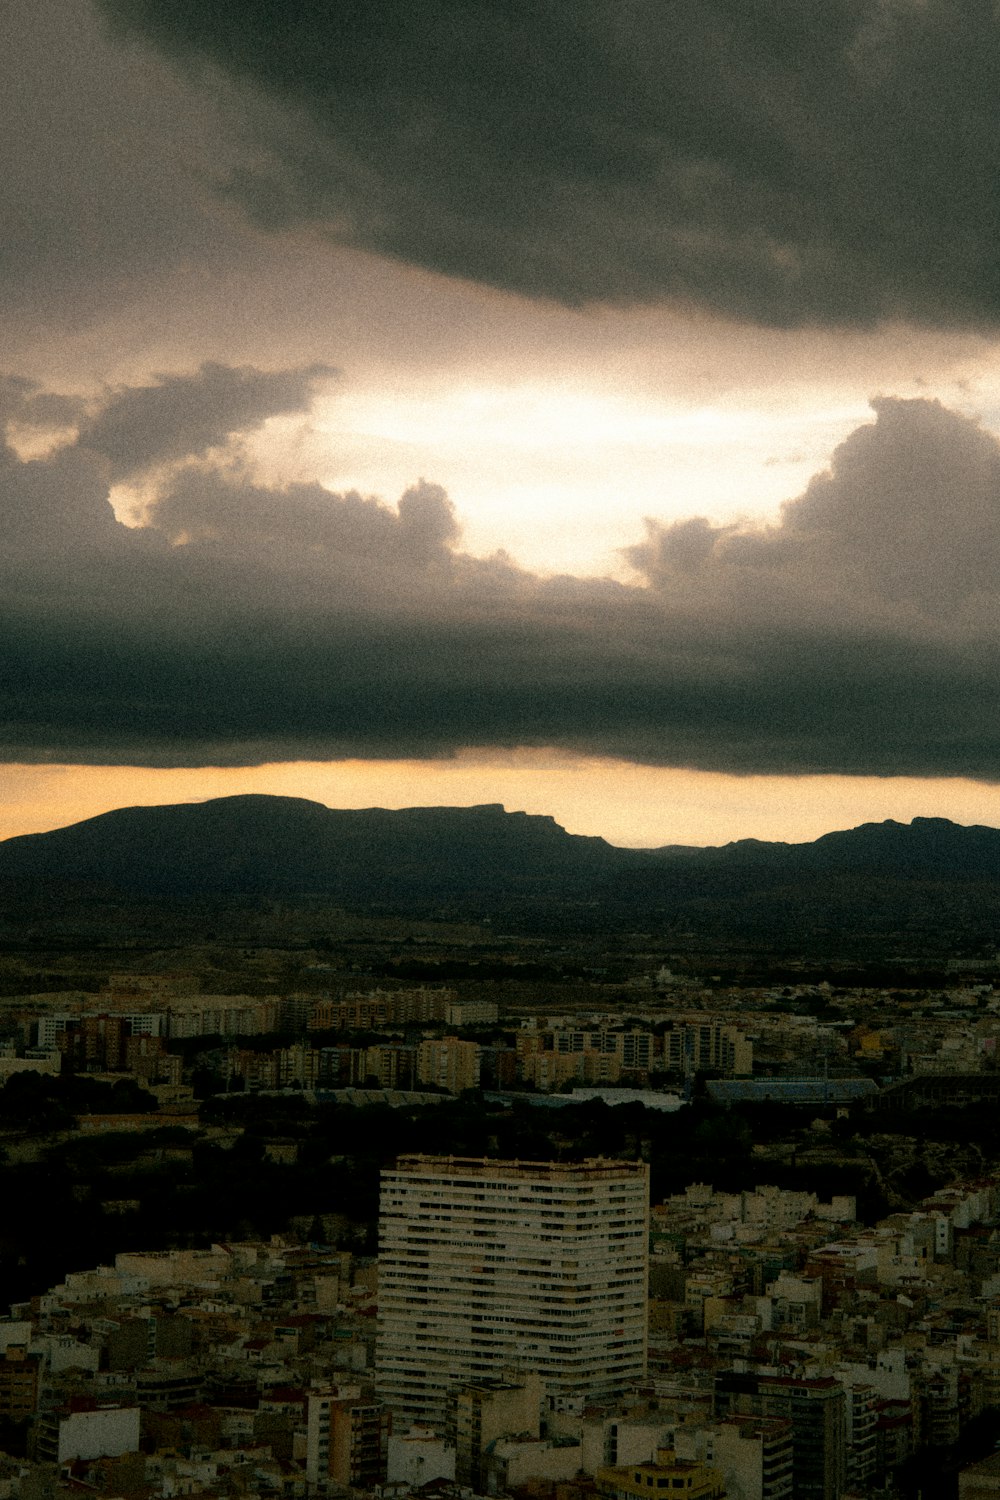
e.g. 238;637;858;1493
2;795;999;954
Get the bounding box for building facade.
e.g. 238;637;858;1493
454;1373;542;1488
305;1387;390;1491
415;1037;481;1093
377;1155;649;1425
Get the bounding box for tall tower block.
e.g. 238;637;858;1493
377;1154;649;1426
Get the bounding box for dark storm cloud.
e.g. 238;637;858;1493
77;362;336;482
628;397;1000;626
3;367;1000;776
94;0;1000;328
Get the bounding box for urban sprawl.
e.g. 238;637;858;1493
2;963;1000;1498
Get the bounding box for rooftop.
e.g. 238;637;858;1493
389;1154;648;1180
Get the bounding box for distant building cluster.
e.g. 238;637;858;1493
515;1019;751;1089
0;978;763;1103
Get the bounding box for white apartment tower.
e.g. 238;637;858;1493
377;1155;649;1425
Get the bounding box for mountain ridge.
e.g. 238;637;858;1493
0;794;625;899
3;797;1000;953
5;797;1000;877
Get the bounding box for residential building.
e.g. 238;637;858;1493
960;1451;1000;1497
0;1345;41;1422
377;1155;649;1425
311;988;453;1031
597;1450;726;1500
663;1021;752;1076
446;998;500;1027
365;1043;416;1090
454;1373;542;1487
699;1416;794;1500
32;1402;141;1464
306;1386;390;1491
416;1037;481;1093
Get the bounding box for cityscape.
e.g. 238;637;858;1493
10;1;1000;1497
3;855;1000;1498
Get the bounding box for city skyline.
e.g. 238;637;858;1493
5;2;1000;848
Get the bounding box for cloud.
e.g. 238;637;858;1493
148;468;459;576
0;0;258;333
3;374;1000;776
627;397;1000;629
94;0;1000;328
77;361;336;482
0;438;122;563
0;375;85;433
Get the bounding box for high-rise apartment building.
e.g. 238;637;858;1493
664;1021;752;1077
305;1387;390;1491
377;1155;649;1426
416;1037;481;1093
716;1373;846;1500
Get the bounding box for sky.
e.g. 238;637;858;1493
5;0;1000;848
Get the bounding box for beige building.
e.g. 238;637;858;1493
305;1386;390;1490
673;1417;793;1500
377;1155;649;1426
416;1036;481;1093
664;1021;753;1076
455;1372;542;1488
446;998;500;1027
0;1346;41;1422
598;1451;726;1500
311;988;454;1030
365;1043;416;1090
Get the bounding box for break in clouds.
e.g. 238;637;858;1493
2;362;999;778
95;0;1000;329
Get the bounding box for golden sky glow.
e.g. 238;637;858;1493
5;757;1000;849
94;269;1000;579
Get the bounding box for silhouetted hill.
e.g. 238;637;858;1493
3;799;1000;955
0;795;625;901
625;817;1000;954
649;816;1000;877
